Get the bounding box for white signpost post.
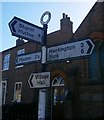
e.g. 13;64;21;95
47;39;95;62
9;16;44;43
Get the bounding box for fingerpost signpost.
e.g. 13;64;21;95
9;11;95;120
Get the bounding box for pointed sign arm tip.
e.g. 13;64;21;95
86;39;95;54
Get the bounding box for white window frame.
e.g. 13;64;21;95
1;81;7;105
52;76;64;87
52;76;65;106
17;49;25;55
13;82;22;103
3;54;10;71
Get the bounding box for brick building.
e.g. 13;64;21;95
1;2;104;120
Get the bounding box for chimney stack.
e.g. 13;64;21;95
60;13;73;34
16;38;25;46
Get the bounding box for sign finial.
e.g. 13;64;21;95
40;11;51;25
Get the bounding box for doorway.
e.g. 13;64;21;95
51;76;65;120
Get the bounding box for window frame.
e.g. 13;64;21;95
13;82;22;103
52;76;64;87
15;49;25;69
3;54;10;71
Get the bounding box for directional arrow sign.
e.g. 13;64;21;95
28;72;50;88
16;52;41;65
9;16;44;43
47;39;95;62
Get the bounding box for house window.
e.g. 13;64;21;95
52;76;65;105
3;54;10;71
13;82;22;102
15;49;25;68
17;49;25;55
52;76;64;87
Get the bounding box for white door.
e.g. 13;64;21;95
38;89;46;120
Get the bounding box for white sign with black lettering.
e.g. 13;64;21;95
47;39;95;62
16;52;41;65
9;16;44;42
28;72;50;88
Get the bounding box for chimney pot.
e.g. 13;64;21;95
66;14;68;18
63;13;66;18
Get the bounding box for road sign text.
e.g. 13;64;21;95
47;39;95;62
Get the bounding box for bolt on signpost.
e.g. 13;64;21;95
38;11;51;120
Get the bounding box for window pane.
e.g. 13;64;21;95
17;49;25;55
3;63;7;70
14;83;22;102
53;79;58;85
54;88;58;105
15;84;18;90
52;76;65;86
60;79;64;84
3;54;10;70
4;54;10;62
